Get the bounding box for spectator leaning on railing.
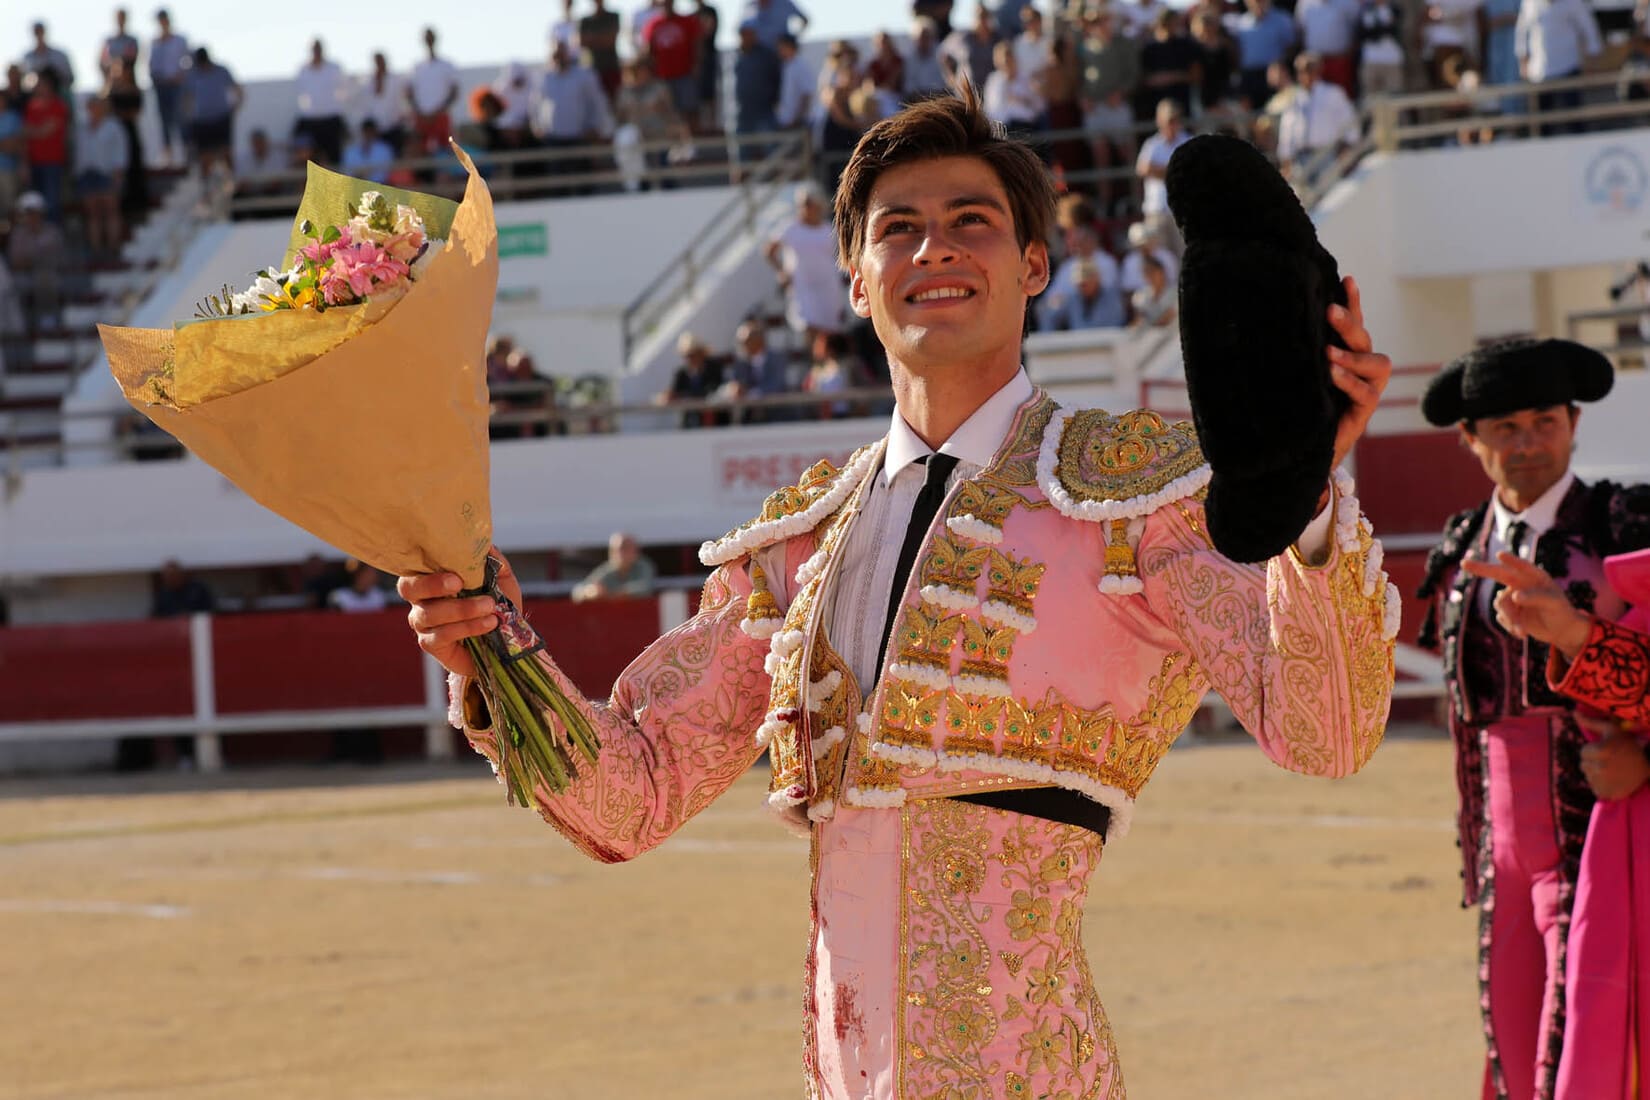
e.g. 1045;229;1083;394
1039;255;1126;331
1516;0;1604;120
613;56;691;190
341;119;395;184
532;39;614;193
572;532;657;602
1276;52;1358;180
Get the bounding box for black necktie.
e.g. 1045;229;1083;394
1487;520;1530;623
875;453;960;680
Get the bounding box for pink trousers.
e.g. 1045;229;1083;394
1482;716;1566;1100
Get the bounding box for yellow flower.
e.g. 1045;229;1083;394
262;280;318;311
1027;964;1065;1006
1022;1018;1068;1074
1006;890;1052;940
1039;847;1077;883
940;849;985;894
937;1001;995;1051
937;944;983;983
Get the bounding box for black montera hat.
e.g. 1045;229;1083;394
1421;338;1614;426
1166;134;1348;564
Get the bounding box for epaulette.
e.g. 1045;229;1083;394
699;443;879;566
1036;406;1211;523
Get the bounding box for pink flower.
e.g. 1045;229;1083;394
320;240;410;305
300;224;353;265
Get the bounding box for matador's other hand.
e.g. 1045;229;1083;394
1581;730;1650;801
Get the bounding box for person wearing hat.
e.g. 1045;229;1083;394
1415;337;1650;1100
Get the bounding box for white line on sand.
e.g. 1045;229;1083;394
0;899;190;919
1147;811;1454;832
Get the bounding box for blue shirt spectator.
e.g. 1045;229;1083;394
183;57;239;123
341;122;396;183
740;0;809;49
1234;0;1299;69
733;24;783;132
532;48;614;142
0;106;22;176
1039;258;1126;332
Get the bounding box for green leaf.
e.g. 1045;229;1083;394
322;224;342;244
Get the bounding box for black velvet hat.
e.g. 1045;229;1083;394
1165;134;1349;564
1421;338;1614;426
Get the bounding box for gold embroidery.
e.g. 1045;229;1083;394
882;684;949;752
1055;409;1203;505
950;480;1019;531
942;692;1005;758
895;606;964;674
956;619;1018;688
899;800;1116;1095
922;533;993;595
1103;520;1138;583
984;551;1046;620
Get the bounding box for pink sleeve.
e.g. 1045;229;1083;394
1137;483;1396;778
450;562;772;863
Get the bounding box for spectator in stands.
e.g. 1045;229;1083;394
102;58;148;228
1420;0;1483;90
148;9;190;167
641;0;705;120
914;0;956;38
867;31;907;97
1046;216;1119;302
693;0;721;131
1119;219;1178;294
341;118;396;183
613;57;690;189
532;39;613;193
983;40;1044;136
297;554;350;609
817;47;867;190
294;40;350;166
77;95;129;259
1136;10;1199;121
1191;9;1238;113
1012;6;1055;97
181;47;241;179
1042;31;1090;182
766;182;845;343
1078;7;1139;205
152;559;215;616
21;71;69;223
905;19;949;100
572;532;657;601
940;6;999;92
408;27;460;154
730;318;792;412
741;0;810;48
1296;0;1360;95
1234;0;1298;108
802;331;864;419
1516;0;1603;124
775;33;814;129
581;0;625;98
0;255;24;360
21;23;74;103
733;18;783;143
550;0;579;54
100;9;139;81
0;95;20;221
1276;52;1358;179
1356;0;1407;97
234;127;285;191
358;53;409;157
328;560;389;612
991;0;1027;39
660;331;726;427
1136;98;1190;252
1040;256;1126;331
2;65;25;113
1130;253;1177;328
488;62;536;150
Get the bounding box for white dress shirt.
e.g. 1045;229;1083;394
1515;0;1602;81
358;73;408;131
756;369;1334;694
296;60;351;118
409;56;460;115
1276;80;1358;162
1478;469;1575;616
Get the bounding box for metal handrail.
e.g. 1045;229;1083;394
618;130;813;362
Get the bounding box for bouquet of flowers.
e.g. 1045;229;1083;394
100;147;598;802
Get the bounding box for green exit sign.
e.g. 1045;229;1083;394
498;223;549;258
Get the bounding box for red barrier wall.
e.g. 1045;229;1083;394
2;618;194;722
1355;431;1489;536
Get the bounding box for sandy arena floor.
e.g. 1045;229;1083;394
0;731;1482;1099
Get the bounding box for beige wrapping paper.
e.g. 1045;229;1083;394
101;149;500;588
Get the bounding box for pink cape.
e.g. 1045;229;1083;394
1557;548;1650;1099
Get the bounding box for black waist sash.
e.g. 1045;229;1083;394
950;786;1111;837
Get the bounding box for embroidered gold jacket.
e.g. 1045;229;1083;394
698;391;1399;838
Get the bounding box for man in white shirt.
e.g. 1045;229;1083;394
1134;98;1190;253
407;26;460;154
295;39;351;166
147;9;190;166
1516;0;1602;128
358;53;408;157
1294;0;1361;94
1276;52;1358;179
775;34;814;129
